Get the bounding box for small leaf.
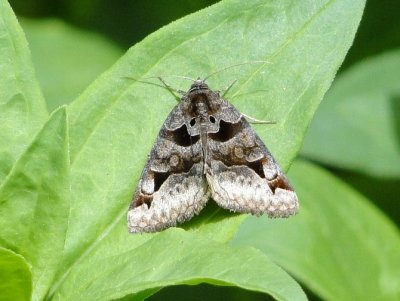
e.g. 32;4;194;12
0;107;69;301
0;0;48;183
0;247;32;301
232;160;400;300
301;49;400;178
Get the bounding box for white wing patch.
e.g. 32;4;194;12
128;163;209;233
207;161;298;218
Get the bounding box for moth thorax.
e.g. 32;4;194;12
192;95;210;116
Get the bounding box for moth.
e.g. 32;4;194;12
128;78;299;233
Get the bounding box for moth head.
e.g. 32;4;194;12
189;78;209;93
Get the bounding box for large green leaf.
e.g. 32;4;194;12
0;0;48;183
48;0;365;299
301;49;400;178
0;247;32;301
233;160;400;300
20;18;123;111
0;107;69;301
53;230;307;301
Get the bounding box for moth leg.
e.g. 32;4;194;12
241;112;276;124
157;77;185;102
221;80;238;98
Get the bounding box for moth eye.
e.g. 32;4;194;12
189;118;196;127
209;115;216;123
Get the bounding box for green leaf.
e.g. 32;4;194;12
47;0;365;299
0;107;69;301
0;0;48;183
232;160;400;300
0;247;32;301
20;18;123;111
54;230;307;301
301;49;400;178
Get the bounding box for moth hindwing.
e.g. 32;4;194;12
127;79;299;233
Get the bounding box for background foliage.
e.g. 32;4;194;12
0;0;399;300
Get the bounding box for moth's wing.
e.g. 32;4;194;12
128;105;208;233
206;101;298;218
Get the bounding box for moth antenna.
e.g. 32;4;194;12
203;60;271;82
122;76;167;89
143;75;196;82
241;112;276;124
122;76;183;102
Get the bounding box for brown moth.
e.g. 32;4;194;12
127;79;299;233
